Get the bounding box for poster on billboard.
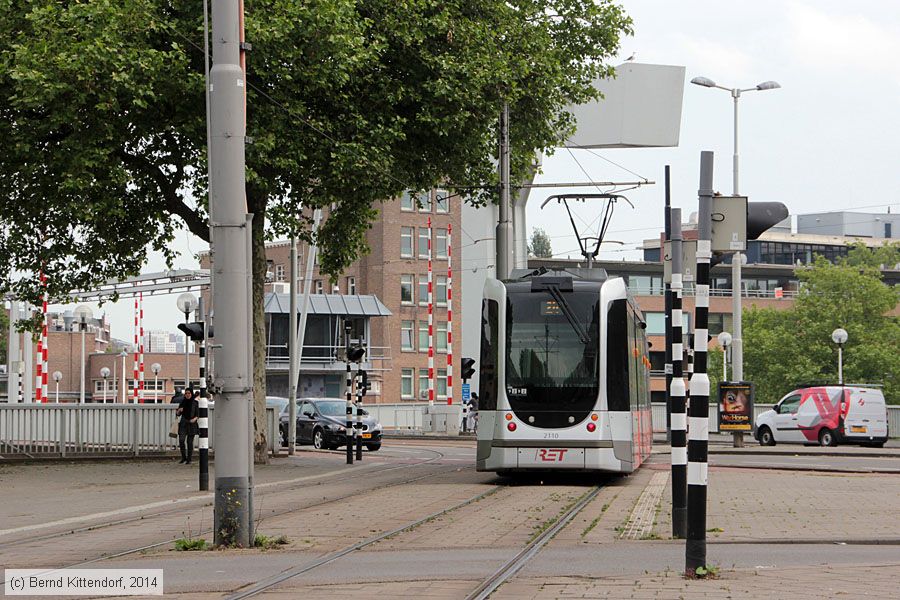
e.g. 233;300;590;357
718;382;754;432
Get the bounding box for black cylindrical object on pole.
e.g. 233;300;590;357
686;151;713;575
669;208;687;538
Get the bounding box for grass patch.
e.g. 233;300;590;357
707;527;724;533
174;537;208;551
253;534;289;549
688;565;720;579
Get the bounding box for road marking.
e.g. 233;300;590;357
0;465;363;538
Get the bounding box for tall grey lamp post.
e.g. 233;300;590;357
100;367;111;403
176;293;199;389
151;363;162;403
832;328;848;385
74;305;93;404
690;76;781;386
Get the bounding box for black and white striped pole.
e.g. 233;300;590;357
344;320;354;465
356;369;367;461
664;166;673;443
669;207;687;539
686;150;713;576
198;298;209;491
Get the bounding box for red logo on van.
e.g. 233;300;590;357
537;449;568;462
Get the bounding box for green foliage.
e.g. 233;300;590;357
528;227;553;258
0;307;8;364
174;537;207;551
744;250;900;404
0;0;632;306
253;533;289;549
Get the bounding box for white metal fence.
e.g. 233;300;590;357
0;404;278;458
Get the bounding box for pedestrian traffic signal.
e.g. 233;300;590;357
178;322;205;341
461;357;476;381
747;202;789;240
347;344;366;363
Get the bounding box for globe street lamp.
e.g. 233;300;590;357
832;328;848;385
717;331;732;381
52;371;63;403
100;367;111;403
151;363;162;403
74;305;94;404
690;75;781;392
176;293;199;388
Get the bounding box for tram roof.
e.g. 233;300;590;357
508;267;609;283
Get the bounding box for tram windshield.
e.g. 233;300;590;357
505;290;599;424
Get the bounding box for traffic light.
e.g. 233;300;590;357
178;322;205;341
747;202;788;240
461;357;476;381
347;344;366;363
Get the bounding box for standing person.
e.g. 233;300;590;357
468;392;479;433
176;388;199;464
170;387;184;404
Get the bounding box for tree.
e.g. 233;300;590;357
1;0;632;459
528;227;553;258
0;306;8;365
743;252;900;404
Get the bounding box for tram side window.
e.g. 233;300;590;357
479;299;499;411
626;309;639;412
606;300;629;411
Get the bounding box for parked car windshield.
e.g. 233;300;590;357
266;397;289;414
315;400;347;417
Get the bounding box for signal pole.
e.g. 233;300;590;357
345;320;354;465
686;151;713;575
663;166;673;443
669;208;687;538
210;0;254;547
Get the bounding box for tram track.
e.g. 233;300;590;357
0;447;465;586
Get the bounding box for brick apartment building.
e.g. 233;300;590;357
200;188;463;404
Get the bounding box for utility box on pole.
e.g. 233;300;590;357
710;195;748;253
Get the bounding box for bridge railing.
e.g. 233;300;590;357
0;404;278;458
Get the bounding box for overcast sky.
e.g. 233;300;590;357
53;0;900;340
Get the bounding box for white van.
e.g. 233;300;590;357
755;386;888;447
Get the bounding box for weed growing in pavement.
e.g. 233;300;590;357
687;565;720;580
175;516;208;551
707;527;724;533
640;532;661;540
581;515;603;538
253;534;289;550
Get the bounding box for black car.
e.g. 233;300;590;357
279;398;383;451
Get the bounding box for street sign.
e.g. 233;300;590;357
461;383;471;402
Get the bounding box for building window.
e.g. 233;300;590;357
400;320;415;351
418;227;430;258
645;312;665;336
400;191;415;212
315;280;323;294
435;189;450;213
347;277;356;295
400;274;414;304
435;228;448;259
418;320;428;353
401;368;414;399
418;368;430;400
400;226;414;258
275;264;285;282
436;321;447;352
435;275;447;306
93;380;120;393
419;191;433;213
418;275;429;306
437;368;448;398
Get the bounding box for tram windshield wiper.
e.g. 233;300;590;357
544;285;590;345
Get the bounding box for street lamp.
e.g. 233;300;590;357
717;331;732;381
691;75;781;389
100;367;111;403
832;328;848;385
52;371;63;403
176;293;199;388
120;350;129;403
74;305;93;404
151;363;162;403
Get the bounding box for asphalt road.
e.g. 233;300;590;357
708;453;900;472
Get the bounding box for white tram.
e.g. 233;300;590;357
475;268;652;474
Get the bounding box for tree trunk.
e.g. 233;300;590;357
249;191;269;464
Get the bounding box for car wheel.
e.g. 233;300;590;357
365;443;381;451
313;428;326;450
758;426;775;446
818;428;836;447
